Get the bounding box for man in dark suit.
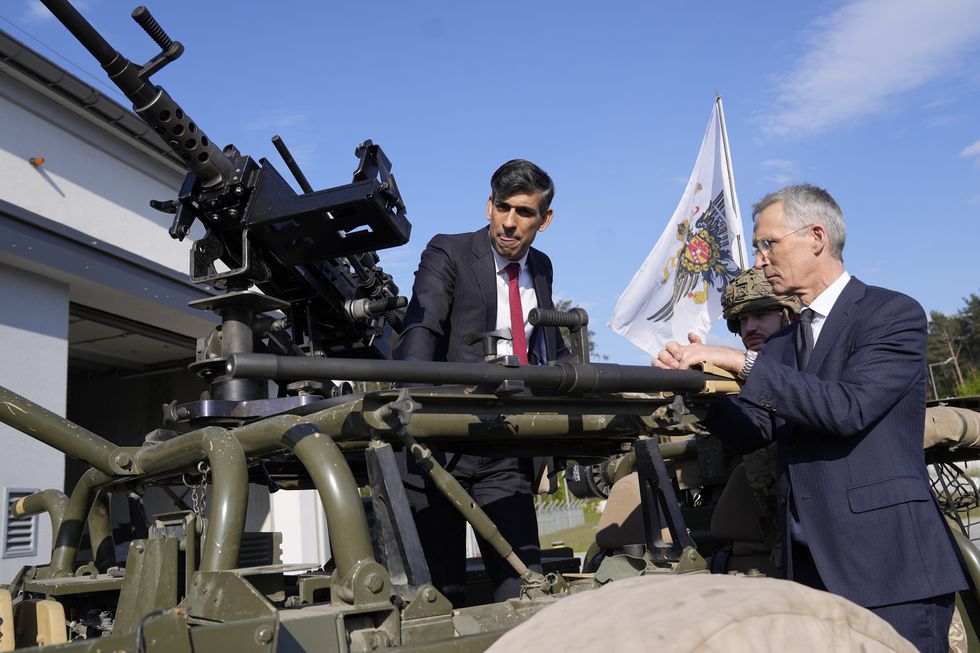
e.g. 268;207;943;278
395;159;567;606
654;184;966;652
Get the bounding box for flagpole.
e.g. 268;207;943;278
716;92;746;269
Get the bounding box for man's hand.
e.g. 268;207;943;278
652;332;746;373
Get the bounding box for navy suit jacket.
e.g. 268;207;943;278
395;227;568;365
707;277;966;607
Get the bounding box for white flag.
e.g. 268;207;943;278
610;99;747;356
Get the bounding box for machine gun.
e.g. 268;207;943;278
39;0;410;421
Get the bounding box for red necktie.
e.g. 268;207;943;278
505;263;528;364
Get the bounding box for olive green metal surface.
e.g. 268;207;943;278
12;490;69;552
134;427;247;571
47;468;111;578
0;386;121;476
113;538;180;636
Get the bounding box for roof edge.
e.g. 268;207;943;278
0;28;186;175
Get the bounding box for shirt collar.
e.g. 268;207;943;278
806;271;851;318
490;244;529;275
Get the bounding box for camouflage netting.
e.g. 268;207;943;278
486;574;916;653
721;268;800;334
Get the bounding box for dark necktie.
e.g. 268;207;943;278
504;263;528;364
796;308;815;371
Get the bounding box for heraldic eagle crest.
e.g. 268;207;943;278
647;191;740;322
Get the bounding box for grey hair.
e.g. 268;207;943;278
752;184;846;260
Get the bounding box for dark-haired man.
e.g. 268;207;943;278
395;159;568;606
655;184;967;652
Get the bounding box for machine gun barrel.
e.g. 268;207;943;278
40;0;117;65
40;0;233;186
227;353;708;394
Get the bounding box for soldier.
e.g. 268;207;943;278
721;268;800;354
720;268;800;571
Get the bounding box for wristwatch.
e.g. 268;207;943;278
737;350;758;380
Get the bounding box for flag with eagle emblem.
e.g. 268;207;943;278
610;98;747;356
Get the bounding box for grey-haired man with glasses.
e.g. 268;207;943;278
653;184;966;652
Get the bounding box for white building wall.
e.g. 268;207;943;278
0;264;68;580
0;72;190;273
269;491;331;566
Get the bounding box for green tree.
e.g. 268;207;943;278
928;311;965;399
956;293;980;377
927;289;980;399
554;299;607;361
960;373;980;396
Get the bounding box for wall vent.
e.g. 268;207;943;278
3;488;38;558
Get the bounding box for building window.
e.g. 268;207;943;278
3;488;38;558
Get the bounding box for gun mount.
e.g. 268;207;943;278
40;0;410;424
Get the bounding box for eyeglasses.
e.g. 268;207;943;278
752;224;813;256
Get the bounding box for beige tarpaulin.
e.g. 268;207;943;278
924;406;980;449
486;574;916;653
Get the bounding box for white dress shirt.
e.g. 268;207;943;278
490;246;538;357
805;271;851;345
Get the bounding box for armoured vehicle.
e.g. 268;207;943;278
3;2;980;651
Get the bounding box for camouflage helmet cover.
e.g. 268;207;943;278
722;268;801;334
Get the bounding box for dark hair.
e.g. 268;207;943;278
490;159;555;213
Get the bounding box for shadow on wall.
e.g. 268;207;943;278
0;263;69;340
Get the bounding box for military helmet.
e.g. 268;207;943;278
722;268;801;334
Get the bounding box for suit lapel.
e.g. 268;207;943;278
805;277;865;374
471;228;497;332
528;250;552;309
778;328;797;369
527;249;554;358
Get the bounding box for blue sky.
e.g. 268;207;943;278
5;0;980;364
